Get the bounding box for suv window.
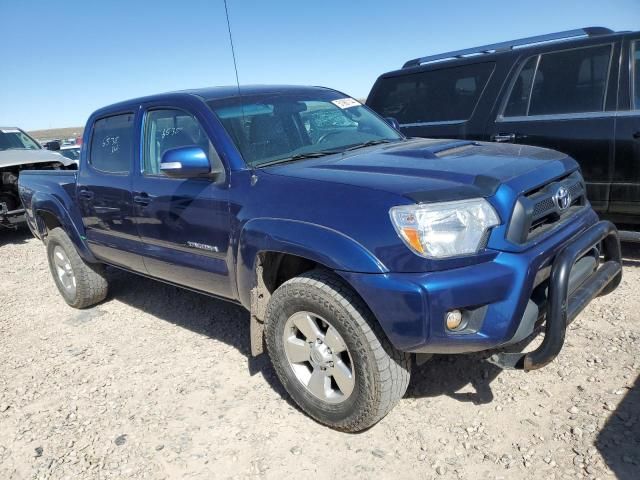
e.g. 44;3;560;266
89;114;134;173
143;109;215;175
504;45;612;117
503;56;538;117
634;40;640;109
367;62;495;124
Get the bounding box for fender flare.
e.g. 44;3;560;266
236;217;387;309
31;193;98;263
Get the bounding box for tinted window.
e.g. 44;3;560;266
504;45;612;117
368;62;495;124
89;114;133;173
634;41;640;109
503;56;538;117
143;109;215;175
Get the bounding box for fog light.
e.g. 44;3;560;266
446;309;463;330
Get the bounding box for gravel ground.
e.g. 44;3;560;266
1;227;638;480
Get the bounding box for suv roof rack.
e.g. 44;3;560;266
402;27;614;68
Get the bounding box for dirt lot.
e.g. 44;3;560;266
1;228;638;480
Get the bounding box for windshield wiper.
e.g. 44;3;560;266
257;151;338;168
343;139;394;152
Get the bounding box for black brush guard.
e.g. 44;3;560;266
489;220;622;371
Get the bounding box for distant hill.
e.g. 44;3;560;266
28;127;84;141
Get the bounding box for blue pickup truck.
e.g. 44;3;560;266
19;85;622;431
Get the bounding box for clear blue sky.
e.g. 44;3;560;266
1;0;638;130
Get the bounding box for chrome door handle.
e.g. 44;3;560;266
133;194;151;206
78;189;94;200
491;133;516;143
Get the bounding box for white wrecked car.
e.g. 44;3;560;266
0;127;76;229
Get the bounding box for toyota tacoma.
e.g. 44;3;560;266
18;86;622;431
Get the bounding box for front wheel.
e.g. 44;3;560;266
46;227;108;308
265;270;411;432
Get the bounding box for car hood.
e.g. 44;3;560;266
263;138;576;202
0;149;75;169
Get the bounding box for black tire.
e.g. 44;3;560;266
265;269;411;432
45;227;108;308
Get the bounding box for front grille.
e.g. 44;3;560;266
532;197;555;217
506;171;587;244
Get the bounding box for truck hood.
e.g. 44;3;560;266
0;149;74;169
263;138;575;202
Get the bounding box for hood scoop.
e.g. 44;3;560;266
385;140;478;160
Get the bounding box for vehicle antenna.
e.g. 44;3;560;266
223;0;248;142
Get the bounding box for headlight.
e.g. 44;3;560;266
389;198;500;259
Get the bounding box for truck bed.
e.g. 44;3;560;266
18;170;78;237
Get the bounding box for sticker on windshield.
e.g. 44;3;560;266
331;98;361;109
0;129;20;133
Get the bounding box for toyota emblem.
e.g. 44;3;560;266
554;186;571;210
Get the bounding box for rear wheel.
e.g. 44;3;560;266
46;227;108;308
265;270;411;432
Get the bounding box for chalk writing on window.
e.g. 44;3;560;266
102;135;120;154
161;127;183;139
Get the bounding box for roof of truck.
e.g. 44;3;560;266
91;85;339;118
184;84;336;100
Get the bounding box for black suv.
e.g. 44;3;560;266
367;27;640;227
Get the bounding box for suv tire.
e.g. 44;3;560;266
265;269;411;432
46;227;108;308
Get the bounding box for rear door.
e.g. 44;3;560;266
130;104;233;298
366;61;497;140
77;111;146;271
488;42;620;213
611;35;640;217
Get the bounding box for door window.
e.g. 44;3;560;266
89;113;134;173
633;40;640;109
503;45;612;117
503;56;538;117
143;109;218;175
367;62;495;124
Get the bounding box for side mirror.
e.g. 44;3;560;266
384;117;401;130
160;146;211;178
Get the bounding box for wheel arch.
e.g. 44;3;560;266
236;218;387;310
236;218;388;355
31;193;98;263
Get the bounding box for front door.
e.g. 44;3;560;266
77;111;146;272
489;43;619;213
131;106;233;298
611;36;640;217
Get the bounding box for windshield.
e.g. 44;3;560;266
207;91;403;167
0;129;41;151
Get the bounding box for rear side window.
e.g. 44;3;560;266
634;40;640;109
368;62;494;124
503;45;612;117
89;114;134;173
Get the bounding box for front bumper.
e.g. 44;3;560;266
489;220;621;370
339;210;622;369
